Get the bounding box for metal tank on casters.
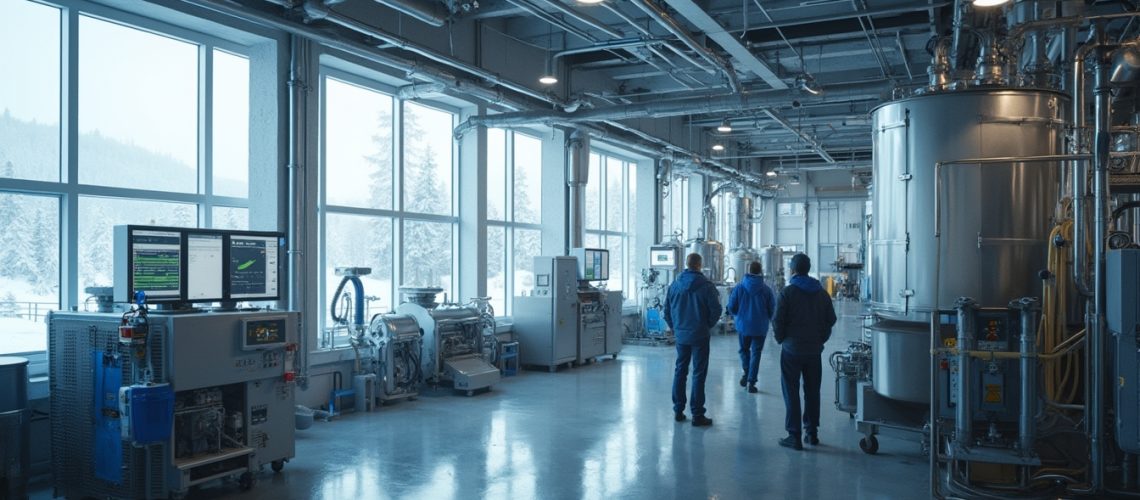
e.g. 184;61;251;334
868;89;1065;404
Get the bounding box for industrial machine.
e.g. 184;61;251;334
365;313;423;404
49;309;299;498
51;224;297;498
633;237;684;344
829;4;1140;497
514;251;622;371
395;287;499;396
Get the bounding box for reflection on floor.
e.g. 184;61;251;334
32;300;928;499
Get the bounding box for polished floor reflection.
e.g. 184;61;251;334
34;301;928;499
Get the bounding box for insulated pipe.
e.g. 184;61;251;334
371;0;448;27
532;0;624;39
950;0;964;71
568;130;589;249
602;2;708;71
630;0;741;92
955;297;977;448
1015;297;1040;456
397;82;447;100
505;0;597;43
1073;45;1094;298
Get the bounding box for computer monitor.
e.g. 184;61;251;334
114;226;183;303
227;233;282;300
649;246;679;269
570;248;609;282
185;231;225;302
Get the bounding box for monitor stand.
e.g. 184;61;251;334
214;301;239;312
150;302;199;314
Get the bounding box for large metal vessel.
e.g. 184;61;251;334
687;237;724;282
726;195;757;283
869;89;1065;403
758;245;785;290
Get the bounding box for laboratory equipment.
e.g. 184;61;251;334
395;288;499;396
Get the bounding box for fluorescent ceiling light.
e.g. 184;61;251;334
972;0;1010;6
766;170;777;177
712;144;725;151
577;0;605;3
539;75;558;85
717;119;732;133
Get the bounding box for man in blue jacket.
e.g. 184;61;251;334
664;252;722;427
773;253;837;450
727;260;776;394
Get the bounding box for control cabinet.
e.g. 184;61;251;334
1109;249;1140;454
513;257;580;370
50;310;299;498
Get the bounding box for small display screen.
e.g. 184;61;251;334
649;248;677;268
244;318;286;349
229;235;280;300
186;233;224;301
536;274;550;287
130;229;182;298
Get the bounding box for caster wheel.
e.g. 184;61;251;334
239;472;254;490
271;459;285;473
859;436;879;455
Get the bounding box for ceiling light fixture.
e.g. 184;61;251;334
712;144;725;152
542;56;560;85
971;0;1010;6
576;0;605;4
717;118;732;133
766;170;777;177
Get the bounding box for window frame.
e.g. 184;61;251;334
485;129;544;316
583;147;639;303
316;66;461;349
0;0;261;361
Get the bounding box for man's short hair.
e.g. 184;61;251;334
686;253;702;270
748;261;762;275
791;253;811;275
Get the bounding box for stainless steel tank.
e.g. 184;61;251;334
726;196;757;283
869;89;1065;402
687;238;724;283
758;245;785;290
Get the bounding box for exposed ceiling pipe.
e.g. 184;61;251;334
366;0;448;27
504;0;598;43
727;1;953;35
761;109;835;163
630;0;742;92
602;2;710;72
531;0;624;39
553;37;667;61
397;82;448;99
454;80;888;135
662;0;787;89
302;0;565;108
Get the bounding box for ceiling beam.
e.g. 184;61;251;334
663;0;787;89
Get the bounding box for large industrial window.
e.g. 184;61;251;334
0;1;260;356
486;128;544;315
663;175;689;239
318;72;459;349
584;151;638;302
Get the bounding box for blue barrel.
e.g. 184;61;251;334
0;356;29;500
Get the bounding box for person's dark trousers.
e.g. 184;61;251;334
738;335;766;384
780;349;823;437
673;337;712;417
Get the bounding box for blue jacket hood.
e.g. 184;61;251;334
728;274;775;337
790;275;823;293
664;269;722;344
676;269;711;291
740;273;765;291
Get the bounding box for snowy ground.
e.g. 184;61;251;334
0;316;46;354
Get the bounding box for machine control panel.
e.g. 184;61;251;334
975;310;1017;351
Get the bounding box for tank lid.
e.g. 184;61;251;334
872;87;1068;114
399;286;444;309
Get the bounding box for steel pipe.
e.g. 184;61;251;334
1091;41;1112;493
371;0;448;27
568;130;588;249
1015;297;1040;456
532;0;623;39
955;297;976;448
287;35;310;388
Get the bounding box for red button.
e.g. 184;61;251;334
284;372;295;382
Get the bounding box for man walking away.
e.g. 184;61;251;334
727;261;776;394
664;252;722;427
773;254;837;449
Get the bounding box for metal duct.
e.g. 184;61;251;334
371;0;448;27
662;0;786;89
568;130;589;249
454;80;888;135
761;109;835;163
397;82;447;99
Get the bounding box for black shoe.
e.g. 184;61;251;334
739;375;747;387
674;412;686;422
779;435;803;450
804;434;819;445
692;415;713;427
748;384;758;393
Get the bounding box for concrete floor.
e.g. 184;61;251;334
34;300;929;499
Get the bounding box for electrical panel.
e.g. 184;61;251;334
939;308;1020;421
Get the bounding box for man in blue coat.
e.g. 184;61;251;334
664;252;722;427
773;253;837;450
727;260;776;394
